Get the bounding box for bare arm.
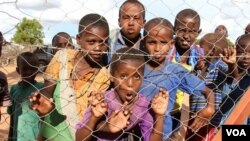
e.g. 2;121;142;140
150;89;169;140
76;115;100;141
189;86;215;132
29;80;56;116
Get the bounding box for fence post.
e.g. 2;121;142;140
212;87;250;141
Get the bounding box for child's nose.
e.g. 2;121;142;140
127;77;134;87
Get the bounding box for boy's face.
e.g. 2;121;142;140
174;17;200;50
200;41;213;61
77;26;109;63
118;3;145;39
54;35;73;53
215;25;227;37
112;59;144;103
236;41;250;70
144;26;174;64
17;62;38;82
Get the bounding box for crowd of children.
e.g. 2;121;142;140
0;0;250;141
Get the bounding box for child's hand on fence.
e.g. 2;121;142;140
152;88;169;116
29;92;55;117
220;47;236;64
107;102;132;133
189;106;214;132
89;91;108;118
194;59;207;71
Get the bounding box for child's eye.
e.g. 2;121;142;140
87;40;96;45
161;41;168;45
122;16;130;19
147;40;156;45
120;74;127;79
134;75;141;80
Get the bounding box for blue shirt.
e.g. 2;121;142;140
108;29;141;62
168;44;204;68
139;61;206;138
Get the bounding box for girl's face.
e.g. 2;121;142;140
145;25;173;64
236;41;250;70
112;59;144;103
77;26;109;64
174;17;200;50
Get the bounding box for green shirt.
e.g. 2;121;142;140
7;81;43;141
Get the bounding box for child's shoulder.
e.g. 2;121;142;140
34;81;44;89
165;62;189;73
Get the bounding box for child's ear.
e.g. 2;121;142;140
198;29;202;35
143;19;146;25
118;18;122;28
16;67;20;74
110;75;114;82
76;34;80;45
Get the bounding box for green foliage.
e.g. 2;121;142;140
12;17;44;45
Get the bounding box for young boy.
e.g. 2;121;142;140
214;25;234;47
219;34;250;126
51;32;74;55
186;33;236;141
7;52;43;141
76;47;169;141
109;0;146;62
168;9;204;133
29;13;110;141
139;17;215;139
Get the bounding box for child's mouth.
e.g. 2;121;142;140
126;93;134;101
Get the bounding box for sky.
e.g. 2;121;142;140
0;0;249;44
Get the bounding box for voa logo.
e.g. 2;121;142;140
226;129;246;136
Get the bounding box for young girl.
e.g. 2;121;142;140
76;47;169;141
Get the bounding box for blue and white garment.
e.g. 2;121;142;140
140;60;206;138
108;29;141;63
168;44;204;68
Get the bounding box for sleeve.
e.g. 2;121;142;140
139;109;154;141
75;106;92;129
44;50;61;82
7;86;15;114
174;65;206;97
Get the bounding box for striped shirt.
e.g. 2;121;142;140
190;59;228;115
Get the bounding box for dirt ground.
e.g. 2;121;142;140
0;65;44;140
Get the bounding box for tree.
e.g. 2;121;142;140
12;17;44;45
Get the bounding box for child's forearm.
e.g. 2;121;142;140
76;115;99;141
150;115;164;141
202;87;215;114
227;63;239;78
40;80;56;98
